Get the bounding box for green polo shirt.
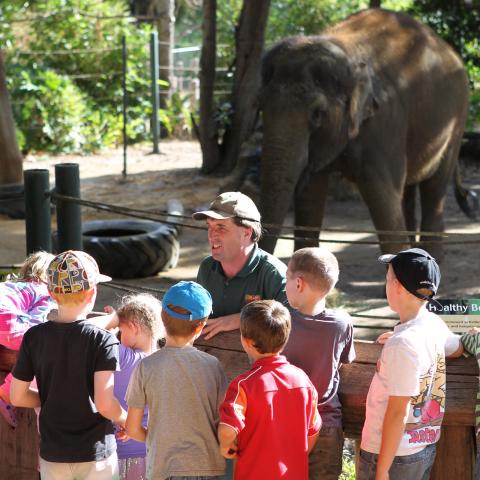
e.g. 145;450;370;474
196;245;287;318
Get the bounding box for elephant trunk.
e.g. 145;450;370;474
259;132;309;254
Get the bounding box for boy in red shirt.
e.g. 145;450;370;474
218;299;321;480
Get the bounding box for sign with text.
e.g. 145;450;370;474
427;299;480;333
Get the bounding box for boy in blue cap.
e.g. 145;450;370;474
125;281;227;480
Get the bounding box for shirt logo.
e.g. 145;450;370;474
245;294;262;303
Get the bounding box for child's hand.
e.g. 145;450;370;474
114;424;129;442
468;327;480;335
220;443;238;459
376;331;393;345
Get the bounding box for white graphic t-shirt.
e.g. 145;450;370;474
361;308;459;456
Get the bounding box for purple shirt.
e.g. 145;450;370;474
282;308;355;427
114;344;148;459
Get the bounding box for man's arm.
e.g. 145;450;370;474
10;378;41;408
218;423;238;459
375;395;411;480
126;407;146;442
94;370;127;426
202;313;240;340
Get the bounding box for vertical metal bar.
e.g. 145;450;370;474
150;31;160;154
24;169;51;254
122;35;128;177
55;163;82;251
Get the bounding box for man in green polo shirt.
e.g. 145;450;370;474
192;191;287;339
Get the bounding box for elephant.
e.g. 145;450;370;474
258;8;478;259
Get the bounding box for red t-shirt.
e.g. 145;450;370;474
219;355;321;480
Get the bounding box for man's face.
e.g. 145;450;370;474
207;217;252;263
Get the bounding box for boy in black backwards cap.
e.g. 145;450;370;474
357;248;462;480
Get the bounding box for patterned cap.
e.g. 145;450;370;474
47;250;111;294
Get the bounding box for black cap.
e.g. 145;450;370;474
378;248;441;302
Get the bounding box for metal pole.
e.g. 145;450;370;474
122;35;128;177
55;163;82;251
24;169;51;255
150;31;160;154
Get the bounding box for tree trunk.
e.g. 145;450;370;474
370;0;381;7
153;0;175;109
219;0;271;174
199;0;220;173
0;51;23;184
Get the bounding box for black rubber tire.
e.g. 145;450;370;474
79;219;179;279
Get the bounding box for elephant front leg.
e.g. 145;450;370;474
357;179;410;255
294;170;329;250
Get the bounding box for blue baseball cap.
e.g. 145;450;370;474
162;281;212;321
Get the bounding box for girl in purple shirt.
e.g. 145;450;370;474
110;293;164;480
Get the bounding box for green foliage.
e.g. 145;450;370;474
8;65;90;153
159;91;194;138
4;0;153;153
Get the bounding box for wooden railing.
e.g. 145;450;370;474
1;336;478;478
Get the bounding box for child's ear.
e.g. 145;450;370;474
296;276;304;292
194;320;207;334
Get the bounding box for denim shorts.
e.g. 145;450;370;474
357;443;437;480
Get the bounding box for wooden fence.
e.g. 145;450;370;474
0;336;477;478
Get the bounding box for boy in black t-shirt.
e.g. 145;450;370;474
11;250;126;480
282;247;356;480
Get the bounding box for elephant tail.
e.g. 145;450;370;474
454;165;479;220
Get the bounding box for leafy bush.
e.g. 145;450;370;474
9;66;88;153
4;0;154;153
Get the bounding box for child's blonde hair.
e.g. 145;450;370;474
289;247;339;295
17;251;55;283
117;293;163;342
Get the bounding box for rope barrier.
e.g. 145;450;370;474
48;192;480;245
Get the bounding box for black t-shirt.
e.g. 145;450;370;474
13;319;119;462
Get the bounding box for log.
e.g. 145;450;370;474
1;335;477;478
196;334;478;479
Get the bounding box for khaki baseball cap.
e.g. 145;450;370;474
192;192;261;222
47;250;111;295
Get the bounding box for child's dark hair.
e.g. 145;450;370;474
240;300;291;354
289;247;339;294
161;305;206;337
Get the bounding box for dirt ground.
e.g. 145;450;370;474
1;140;479;340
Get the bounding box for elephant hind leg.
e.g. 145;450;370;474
418;156;458;262
403;184;418;244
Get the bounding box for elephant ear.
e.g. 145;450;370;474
348;62;380;139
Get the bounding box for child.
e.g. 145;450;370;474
0;251;55;428
218;299;322;480
358;248;462;480
113;293;163;480
10;250;127;479
282;247;355;480
125;281;227;479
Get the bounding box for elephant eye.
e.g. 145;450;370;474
310;107;324;128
